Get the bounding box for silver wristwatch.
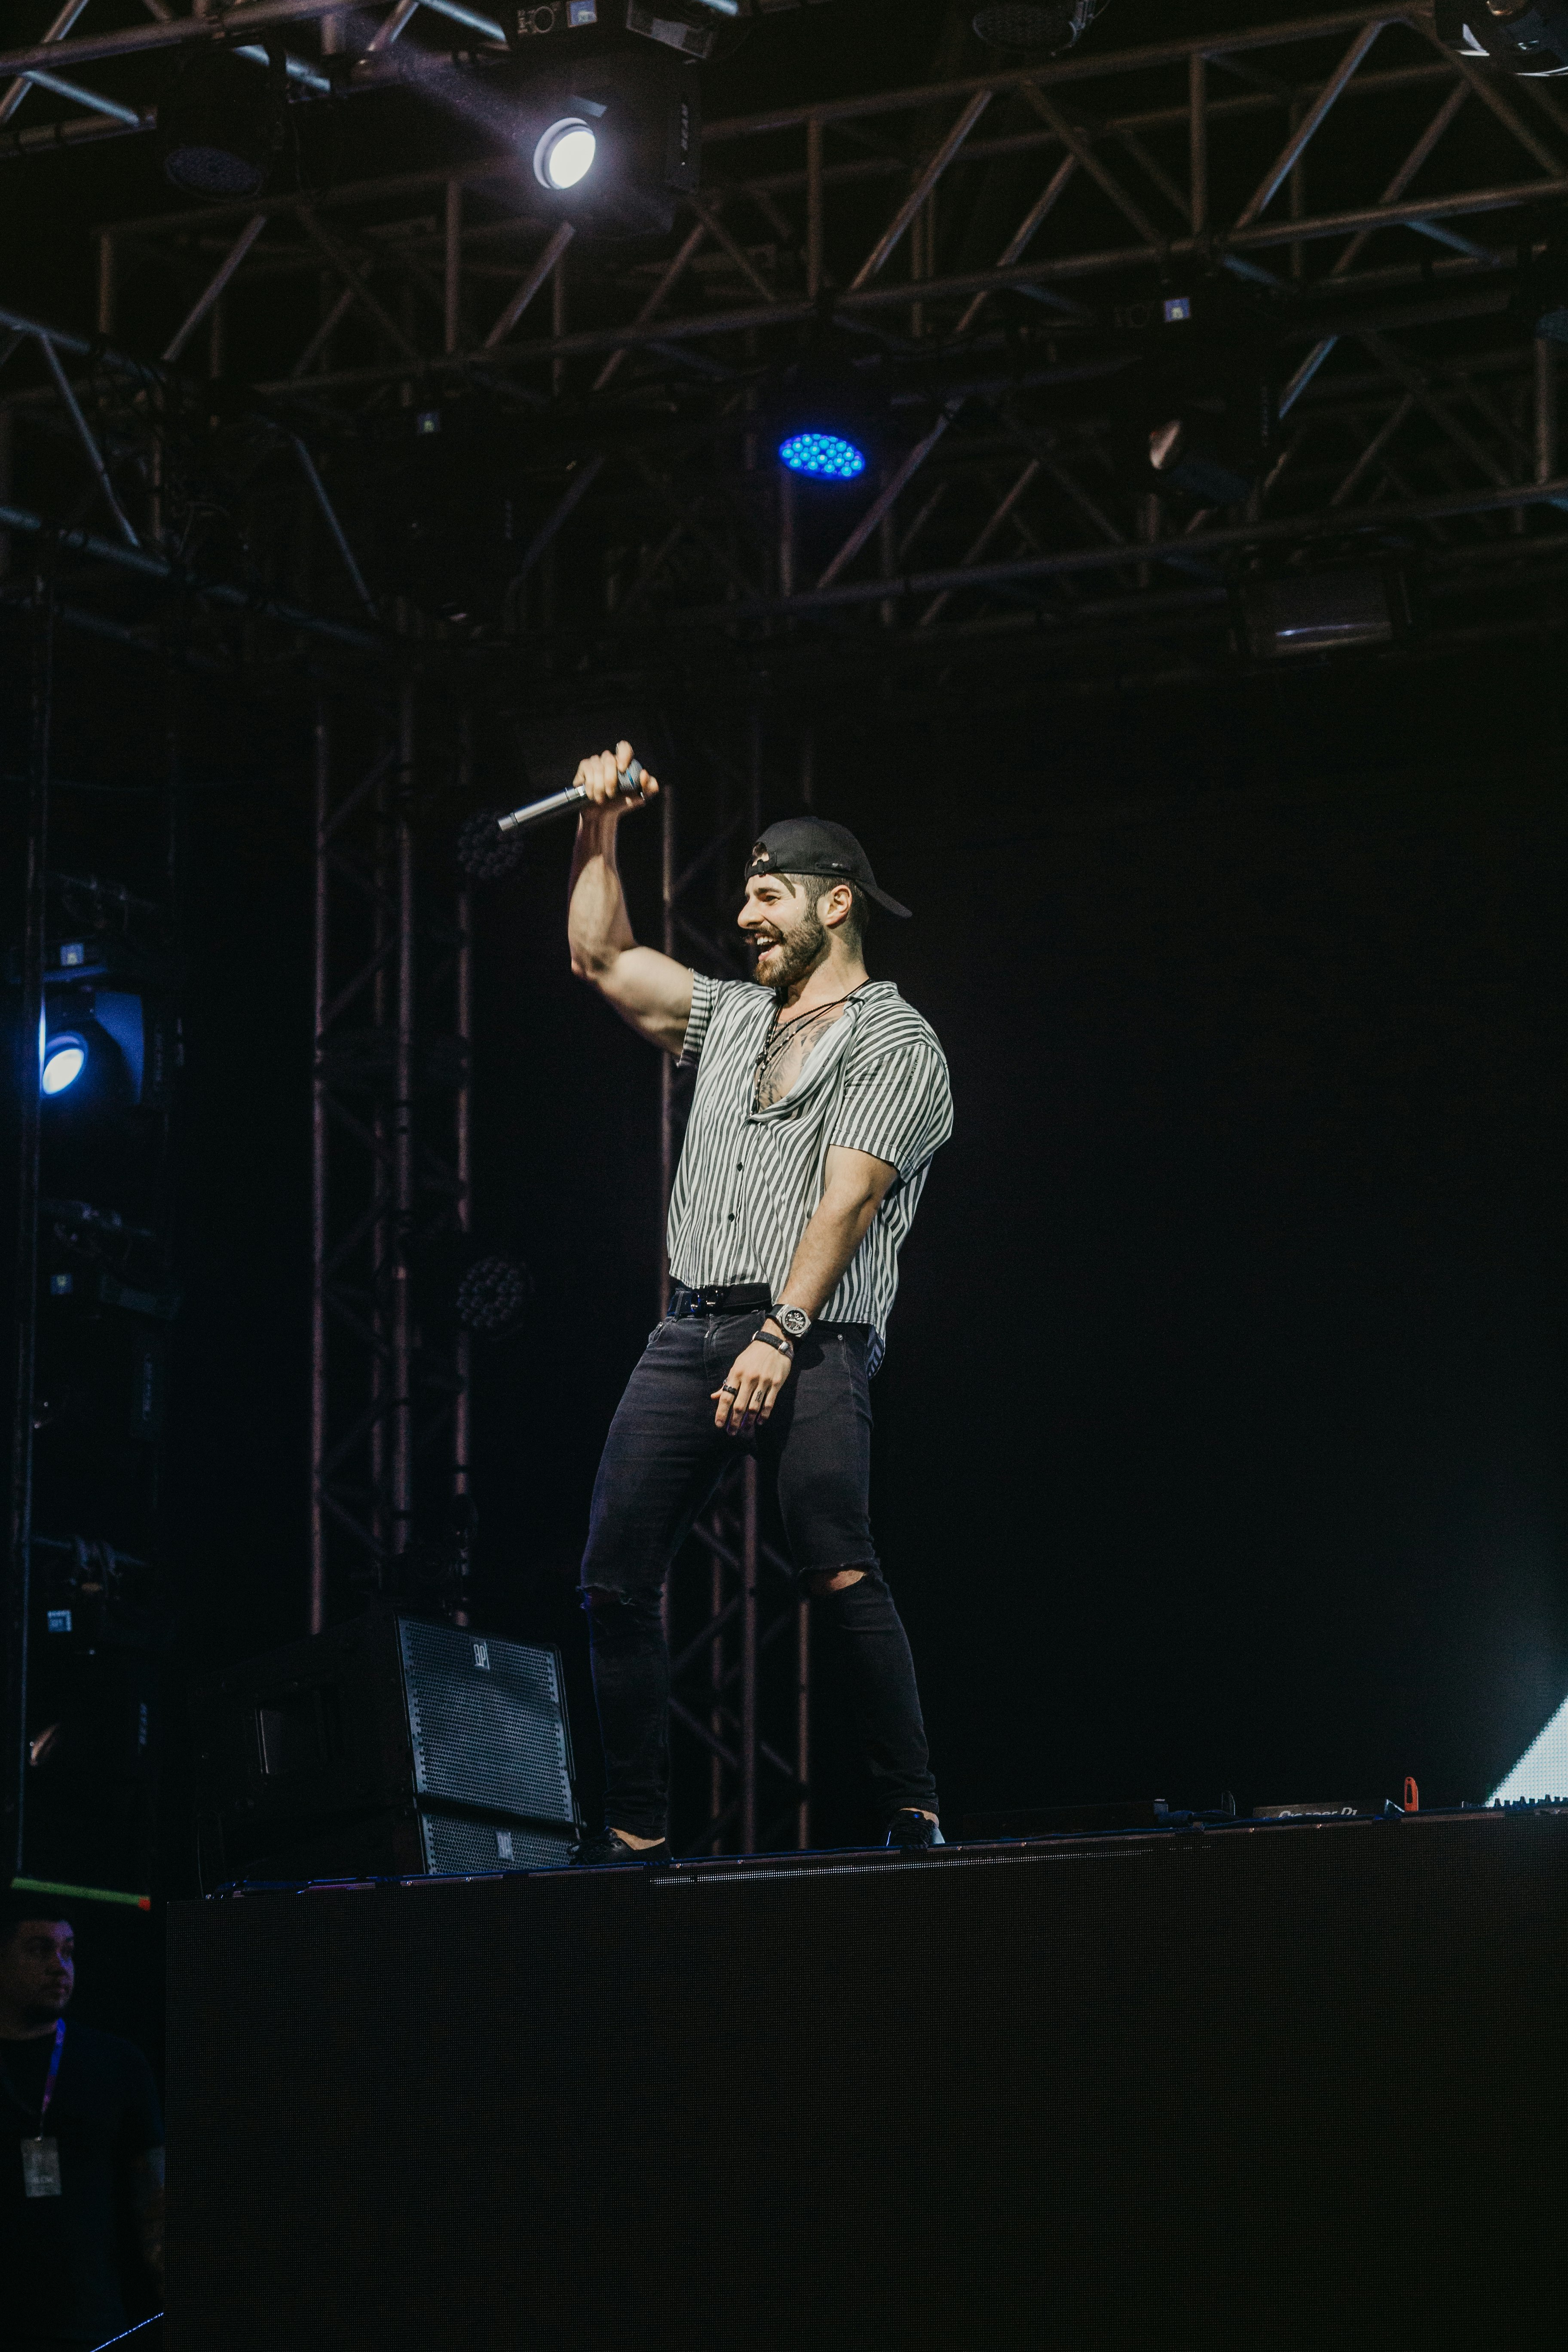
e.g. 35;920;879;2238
769;1302;812;1341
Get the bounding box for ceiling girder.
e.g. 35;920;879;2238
3;4;1568;694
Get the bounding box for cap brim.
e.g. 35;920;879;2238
865;883;913;919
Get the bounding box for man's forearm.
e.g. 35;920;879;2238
567;812;636;982
717;1164;892;1440
772;1187;885;1322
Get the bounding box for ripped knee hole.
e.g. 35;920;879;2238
805;1567;875;1597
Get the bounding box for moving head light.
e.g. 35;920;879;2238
1112;279;1275;508
1434;0;1568;73
40;990;177;1113
508;45;700;235
27;884;181;1115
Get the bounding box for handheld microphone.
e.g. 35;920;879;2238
497;756;647;836
456;758;648;880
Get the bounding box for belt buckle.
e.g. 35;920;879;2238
698;1286;722;1314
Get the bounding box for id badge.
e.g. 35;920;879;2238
21;2136;62;2197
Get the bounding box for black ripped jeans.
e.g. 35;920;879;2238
579;1306;938;1842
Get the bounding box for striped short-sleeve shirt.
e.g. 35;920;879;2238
667;974;953;1373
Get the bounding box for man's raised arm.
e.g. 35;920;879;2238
567;740;694;1055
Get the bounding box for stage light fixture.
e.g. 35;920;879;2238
41;1032;88;1098
73;1000;171;1109
772;344;881;484
625;0;735;58
30;883;181;1118
779;430;867;481
512;49;700;236
1434;0;1568;73
972;2;1106;52
159;46;288;202
533;112;599;189
1145;408;1257;506
508;0;740;62
414;1232;536;1343
1113;282;1274;507
1235;565;1416;661
42;1199;179;1325
455;1253;535;1338
37;985;177;1116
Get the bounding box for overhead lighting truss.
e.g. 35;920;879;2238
3;4;1568;697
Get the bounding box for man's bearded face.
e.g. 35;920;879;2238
740;876;829;993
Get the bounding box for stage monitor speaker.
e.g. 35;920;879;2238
192;1607;581;1886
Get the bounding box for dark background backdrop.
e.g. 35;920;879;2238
19;629;1563;1883
3;0;1566;1970
346;664;1568;1835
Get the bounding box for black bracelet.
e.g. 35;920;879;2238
752;1327;794;1359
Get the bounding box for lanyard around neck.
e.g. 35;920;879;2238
36;2020;65;2132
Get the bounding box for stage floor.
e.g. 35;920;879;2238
167;1806;1568;2351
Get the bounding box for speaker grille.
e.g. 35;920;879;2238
419;1813;575;1875
398;1620;575;1826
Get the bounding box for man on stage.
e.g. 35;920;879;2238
566;741;953;1865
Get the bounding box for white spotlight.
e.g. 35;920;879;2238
533;116;597;192
1490;1691;1568;1804
41;1033;88;1096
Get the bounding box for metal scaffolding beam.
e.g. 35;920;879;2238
309;678;475;1624
2;7;1567;695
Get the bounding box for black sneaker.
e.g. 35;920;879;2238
885;1810;945;1854
570;1828;673;1867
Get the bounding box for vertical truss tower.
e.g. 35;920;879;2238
310;674;475;1630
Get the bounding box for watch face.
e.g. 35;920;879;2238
778;1306;810;1338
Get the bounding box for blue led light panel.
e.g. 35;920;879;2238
779;431;867;480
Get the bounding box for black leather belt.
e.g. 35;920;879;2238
669;1283;772;1318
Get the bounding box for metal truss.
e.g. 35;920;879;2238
4;7;1568;696
310;675;476;1628
666;1446;812;1856
657;726;810;1857
0;300;379;671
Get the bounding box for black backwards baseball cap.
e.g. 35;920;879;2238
745;818;912;919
